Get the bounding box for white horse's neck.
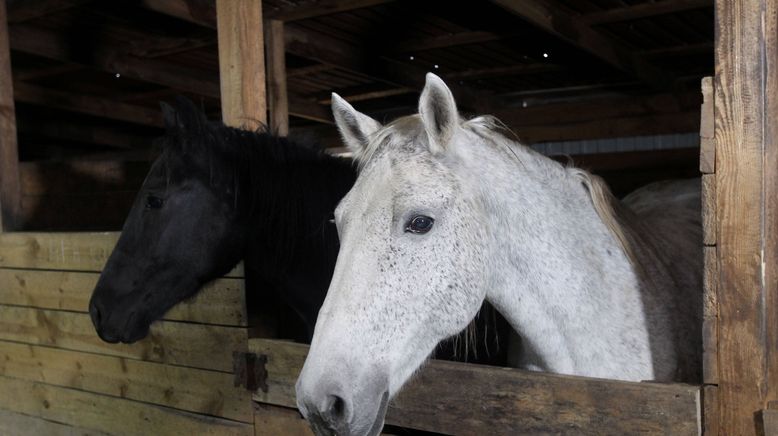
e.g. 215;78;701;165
462;140;654;381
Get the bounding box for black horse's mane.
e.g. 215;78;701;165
159;98;355;272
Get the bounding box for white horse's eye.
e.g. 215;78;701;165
405;215;434;234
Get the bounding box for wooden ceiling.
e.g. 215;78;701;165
5;0;713;161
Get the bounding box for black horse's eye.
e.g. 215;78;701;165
406;215;434;234
145;195;164;209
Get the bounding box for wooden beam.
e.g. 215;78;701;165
6;0;90;23
0;0;21;231
266;20;289;135
13;82;164;128
714;0;778;434
265;0;394;21
316;84;412;104
9;24;221;98
143;0;493;111
641;42;714;59
217;0;266;129
141;0;217;28
14;63;83;81
287;63;338;78
490;0;671;87
445;63;565;80
16;119;152;149
393;31;503;53
251;339;701;435
582;0;712;26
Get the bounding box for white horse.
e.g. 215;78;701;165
296;73;702;435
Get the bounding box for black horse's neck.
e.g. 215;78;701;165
209;124;356;333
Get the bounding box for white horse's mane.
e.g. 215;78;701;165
359;113;639;269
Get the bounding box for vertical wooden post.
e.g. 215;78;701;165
217;0;266;129
0;0;20;231
216;0;279;339
266;19;289;136
714;0;778;434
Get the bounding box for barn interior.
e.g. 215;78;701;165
3;0;711;232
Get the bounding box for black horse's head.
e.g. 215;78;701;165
89;98;249;343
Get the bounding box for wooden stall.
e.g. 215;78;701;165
0;0;775;435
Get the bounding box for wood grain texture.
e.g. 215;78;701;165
250;339;701;435
254;403;313;436
701;174;716;246
0;375;252;436
0;305;247;372
0;232;243;277
702;385;718;436
702;245;718;386
699;77;715;174
265;19;289;136
0;341;252;423
0;0;20;231
217;0;266;129
0;409;110;436
0;269;247;326
714;0;778;433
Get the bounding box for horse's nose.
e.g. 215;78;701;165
297;383;352;435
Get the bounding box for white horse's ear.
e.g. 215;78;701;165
331;93;382;159
419;73;459;155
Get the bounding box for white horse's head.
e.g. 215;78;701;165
296;74;496;435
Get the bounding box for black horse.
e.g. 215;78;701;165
88;98;508;364
88;98;355;343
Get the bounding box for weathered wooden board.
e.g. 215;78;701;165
0;375;253;436
702;246;718;386
249;339;701;435
0;409;111;436
0;269;247;326
714;0;778;433
699;77;715;174
0;305;246;372
217;0;266;129
0;232;243;276
701;174;716;247
254;403;312;436
265;19;289;136
0;341;252;423
0;0;20;231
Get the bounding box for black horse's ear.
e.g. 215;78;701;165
160;101;178;132
173;96;208;133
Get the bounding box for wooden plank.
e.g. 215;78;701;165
0;409;110;436
0;375;252;436
490;0;670;87
0;232;243;277
0;305;247;373
714;0;778;433
0;270;247;326
9;24;220;99
265;20;289;136
393;31;503;53
702;385;719;436
0;341;252;422
6;0;90;23
0;0;20;231
702;245;718;385
518;110;700;144
700;77;715;173
581;0;712;25
19;160;151;196
217;0;266;129
249;339;701;435
701;174;716;246
265;0;394;21
254;403;312;436
13;82;164;128
763;409;778;435
16;119;152;150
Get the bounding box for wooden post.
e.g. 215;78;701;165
216;0;278;339
266;19;289;136
714;0;778;434
0;0;20;231
217;0;266;129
